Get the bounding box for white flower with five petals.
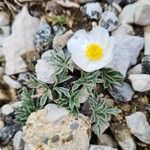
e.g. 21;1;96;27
67;26;114;72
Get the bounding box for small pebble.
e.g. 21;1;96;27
2;104;14;116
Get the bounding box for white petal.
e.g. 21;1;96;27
86;37;114;72
72;53;90;72
67;29;89;55
88;26;109;49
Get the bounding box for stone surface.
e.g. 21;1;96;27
128;57;150;75
0;82;14;106
129;74;150;92
0;118;4;129
144;25;150;55
99;11;119;32
0;11;10;27
21;50;40;71
81;2;102;20
112;24;134;36
22;104;91;150
118;2;137;24
135;0;150;26
109;82;134;102
13;131;24;150
0;124;20;145
35;50;56;84
1;104;14;115
111;123;136;150
126;112;150;144
34;19;53;51
89;145;118;150
108;35;144;77
3;75;22;89
45;104;69;122
53;30;73;49
79;87;90;103
55;0;80;8
97;134;117;148
2;6;40;75
128;64;142;75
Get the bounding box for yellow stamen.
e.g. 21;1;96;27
85;43;104;61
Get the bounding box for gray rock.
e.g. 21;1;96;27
89;145;118;150
112;24;134;36
135;0;150;26
129;74;150;92
126;112;150;144
128;56;150;75
34;19;53;51
107;35;144;77
79;87;90;103
3;75;22;89
2;6;40;75
0;124;20;145
0;11;10;27
79;0;96;3
1;104;14;116
128;64;142;75
45;104;69;122
13;131;24;150
81;2;102;20
99;11;119;32
22;104;91;150
144;25;150;55
109;82;134;102
97;134;117;148
35;50;56;84
118;2;137;24
111;123;136;150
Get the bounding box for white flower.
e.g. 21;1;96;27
67;26;114;72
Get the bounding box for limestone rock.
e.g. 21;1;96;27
22;104;91;150
107;35;144;77
0;11;10;27
35;50;56;84
13;131;24;150
144;25;150;55
53;30;73;49
81;2;102;20
3;75;22;89
109;82;134;102
34;19;53;52
79;87;90;103
118;2;137;24
55;0;80;8
129;74;150;92
135;0;150;26
99;11;119;32
112;24;134;36
111;123;136;150
2;6;40;75
89;145;118;150
126;112;150;144
97;134;117;148
1;104;14;116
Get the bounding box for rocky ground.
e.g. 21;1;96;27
0;0;150;150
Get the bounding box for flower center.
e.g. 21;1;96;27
85;43;104;61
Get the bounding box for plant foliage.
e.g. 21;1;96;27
99;68;123;89
15;87;51;126
89;94;121;134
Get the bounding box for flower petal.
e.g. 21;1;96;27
88;26;109;50
71;53;90;72
86;37;114;72
67;30;89;55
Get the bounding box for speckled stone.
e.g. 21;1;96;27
22;104;91;150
